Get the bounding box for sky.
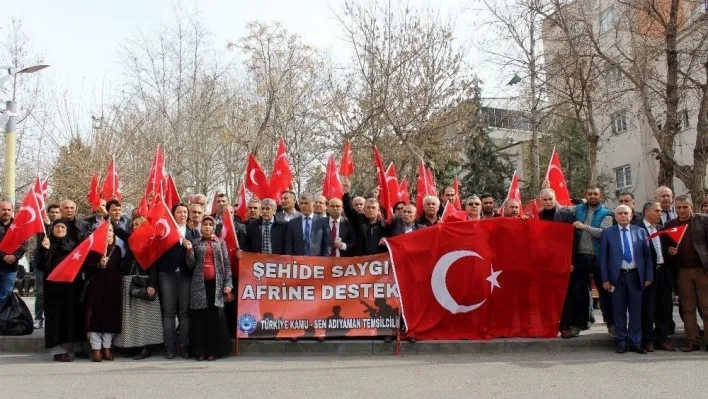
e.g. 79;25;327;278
2;0;519;124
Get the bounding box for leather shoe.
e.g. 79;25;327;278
629;345;647;354
91;349;102;362
133;347;151;360
643;343;654;352
102;348;114;361
657;342;676;352
165;348;175;359
53;353;73;362
616;346;628;354
681;343;700;352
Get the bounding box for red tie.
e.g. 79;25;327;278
330;220;338;256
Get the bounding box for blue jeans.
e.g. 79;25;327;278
0;271;17;303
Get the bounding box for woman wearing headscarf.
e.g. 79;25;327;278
38;219;83;362
112;214;163;360
154;203;195;359
187;216;232;361
83;223;123;362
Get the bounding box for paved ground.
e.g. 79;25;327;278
1;350;706;398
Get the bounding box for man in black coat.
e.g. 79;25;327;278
0;201;28;303
388;204;424;236
341;178;388;256
638;201;676;352
243;198;287;255
60;200;91;246
538;188;575;223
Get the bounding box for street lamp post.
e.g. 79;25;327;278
0;64;50;204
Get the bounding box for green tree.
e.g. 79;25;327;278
50;137;94;215
459;87;515;199
522;116;612;200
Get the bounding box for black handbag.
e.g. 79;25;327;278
129;263;156;301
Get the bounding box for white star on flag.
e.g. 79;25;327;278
275;169;282;176
9;225;16;230
72;252;82;260
559;182;565;187
487;265;502;293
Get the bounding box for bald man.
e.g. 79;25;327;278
326;198;355;257
60;200;91;246
0;201;27;303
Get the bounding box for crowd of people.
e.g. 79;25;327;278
1;175;708;361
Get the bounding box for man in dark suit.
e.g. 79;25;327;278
600;205;653;354
638;201;676;352
664;195;708;352
325;198;355;257
537;188;575;223
285;194;330;256
389;204;424;236
341;177;389;256
243;198;286;255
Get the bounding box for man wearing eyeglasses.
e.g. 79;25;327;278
465;196;482;221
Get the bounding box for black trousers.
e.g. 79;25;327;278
642;265;673;345
560;254;592;329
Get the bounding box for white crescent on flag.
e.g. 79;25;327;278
19;206;36;225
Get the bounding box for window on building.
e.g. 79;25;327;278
686;1;707;21
611;111;628;134
600;8;617;34
677;110;689;131
615;165;632;190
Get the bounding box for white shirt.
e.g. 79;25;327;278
660;208;677;225
404;224;415;234
643;220;665;265
329;216;347;256
177;224;187;238
618;224;636;270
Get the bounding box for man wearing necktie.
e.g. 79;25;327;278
285;194;331;256
639;201;676;351
600;205;653;354
326;198;355;257
656;186;677;225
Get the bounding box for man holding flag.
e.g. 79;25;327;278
0;201;28;302
664;195;708;352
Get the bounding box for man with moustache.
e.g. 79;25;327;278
326;198;355;257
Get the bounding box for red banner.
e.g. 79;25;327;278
236;253;399;339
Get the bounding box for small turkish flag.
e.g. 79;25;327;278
499;170;522;215
544;148;571;206
221;207;240;275
234;183;248;222
339;140;354;177
322;155;344;200
128;195;182;270
47;221;109;282
88;173;101;211
648;224;688;245
452;176;462;210
373;147;392;222
398;177;410;204
0;188;46;255
415;159;437;218
101;158;122;202
32;177;47;220
441;202;468;223
384;218;574;340
145;145;166;198
385;163;400;205
270;139;293;202
244;154;271;201
164;173;181;210
135;196;149;217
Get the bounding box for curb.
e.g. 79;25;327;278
3;331;688;356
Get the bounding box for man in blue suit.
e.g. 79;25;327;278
600;205;654;354
285;194;331;256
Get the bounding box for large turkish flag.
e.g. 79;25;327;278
384;218;573;340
